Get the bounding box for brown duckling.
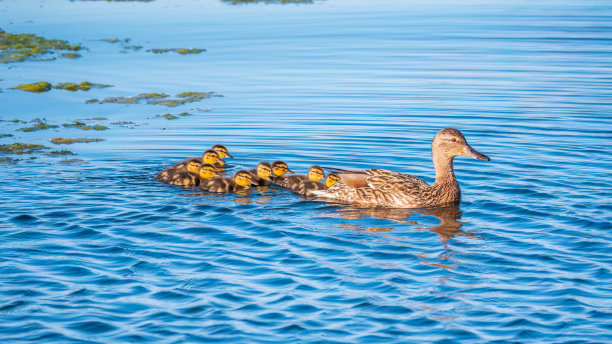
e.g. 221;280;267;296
292;172;341;196
200;170;257;193
276;165;325;189
249;161;277;186
211;144;233;168
312;128;490;208
167;164;217;187
156;159;202;184
162;146;227;175
271;161;294;179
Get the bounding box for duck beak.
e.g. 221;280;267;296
250;179;258;186
287;169;295;174
225;153;234;159
463;145;490;161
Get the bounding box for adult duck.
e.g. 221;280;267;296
313;128;489;208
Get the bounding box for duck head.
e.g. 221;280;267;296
234;170;256;188
432;128;490;162
202;150;220;165
256;161;276;181
272;161;294;177
187;160;202;173
199;164;217;180
308;165;325;182
325;172;341;188
212;144;233;159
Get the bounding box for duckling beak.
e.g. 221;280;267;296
287;169;295;174
226;153;234;159
250;179;258;186
463;145;490;161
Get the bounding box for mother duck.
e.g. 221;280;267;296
313;128;490;208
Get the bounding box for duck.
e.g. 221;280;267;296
249;161;277;186
156;158;202;184
276;165;325;189
167;164;217;187
312;128;490;208
292;172;341;196
211;144;233;168
270;161;294;184
200;170;257;193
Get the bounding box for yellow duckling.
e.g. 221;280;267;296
167;164;217;187
271;161;294;178
200;170;257;193
211;144;233;168
249;161;277;186
313;128;490;208
160;146;227;176
292;172;341;196
156;159;202;184
276;165;325;189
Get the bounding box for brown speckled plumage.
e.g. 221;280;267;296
315;128;489;208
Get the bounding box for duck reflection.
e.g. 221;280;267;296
327;203;477;247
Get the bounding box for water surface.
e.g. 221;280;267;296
1;0;611;342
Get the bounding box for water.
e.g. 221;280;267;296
1;0;611;342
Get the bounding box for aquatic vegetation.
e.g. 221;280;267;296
18;121;60;132
59;158;86;163
0;142;49;154
45;149;75;157
148;48;205;54
62;121;108;131
15;82;52;93
0;31;83;63
1;134;14;138
14;81;111;93
50;137;105;145
93;91;220;107
55;81;111;91
156;112;191;120
101;38;142;52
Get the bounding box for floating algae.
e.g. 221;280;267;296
18;119;59;132
1;134;14;138
149;92;222;107
50;137;105;145
92;92;219;107
14;82;52;93
0;142;50;154
59;158;86;163
0;31;83;63
62;121;109;131
45;149;75;157
148;48;204;54
156;112;191;120
14;81;111;93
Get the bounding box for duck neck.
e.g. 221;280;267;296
432;152;460;203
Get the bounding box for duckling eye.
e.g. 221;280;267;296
451;138;457;142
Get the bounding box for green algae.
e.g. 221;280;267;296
62;121;109;131
18;119;59;132
59;158;86;163
50;137;105;145
158;113;178;120
0;31;84;63
0;142;49;154
92;125;108;130
91;91;220;107
148;48;205;54
1;134;14;138
45;149;75;157
86;99;99;104
15;81;52;93
14;81;111;93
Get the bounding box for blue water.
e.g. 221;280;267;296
1;0;612;342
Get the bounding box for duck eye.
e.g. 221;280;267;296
451;138;457;142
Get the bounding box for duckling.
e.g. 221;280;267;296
249;161;277;186
292;172;341;196
167;164;217;187
156;159;202;184
161;146;226;175
312;128;490;208
211;144;233;168
276;165;325;189
200;170;257;193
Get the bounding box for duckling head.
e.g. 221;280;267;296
308;165;325;182
325;172;341;188
212;144;233;159
199;164;217;180
202;150;220;165
234;170;256;188
272;161;294;177
187;160;202;173
433;128;490;161
256;161;276;181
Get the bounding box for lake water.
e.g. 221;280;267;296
1;0;611;342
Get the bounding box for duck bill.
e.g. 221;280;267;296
249;179;258;186
225;153;234;159
463;145;490;161
286;169;295;174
